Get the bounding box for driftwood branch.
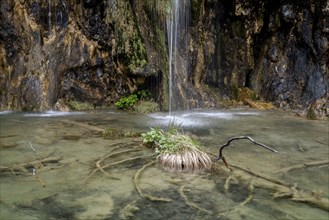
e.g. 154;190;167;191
0;156;62;175
60;119;104;132
216;136;278;169
229;163;329;211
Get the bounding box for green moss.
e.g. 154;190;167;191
103;128;140;139
105;0;148;72
138;1;171;110
67;101;94;111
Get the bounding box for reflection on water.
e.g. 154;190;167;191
0;109;328;220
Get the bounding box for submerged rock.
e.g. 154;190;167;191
306;94;329;120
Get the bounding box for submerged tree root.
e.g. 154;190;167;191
133;161;171;202
178;185;212;214
219;180;254;216
274;159;329;174
273;186;329;211
227;163;329;211
119;200;140;220
224;175;238;193
84;149;147;182
60;119;104;132
238;180;254;207
0;156;62;175
33;173;46;187
0;155;62;188
229;164;290;187
96;149;141;167
96;149;142;177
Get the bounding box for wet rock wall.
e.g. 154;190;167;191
209;0;328;116
0;0;328;118
0;0;143;111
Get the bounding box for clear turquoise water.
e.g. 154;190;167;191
0;109;328;219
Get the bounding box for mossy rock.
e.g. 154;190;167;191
243;99;274;110
306;97;329;120
237;87;258;102
103;128;140;139
233;87;274;110
133;100;159;114
67;101;94;111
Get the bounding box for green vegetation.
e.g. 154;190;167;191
133;101;160;114
115;90;155;111
141;124;212;171
141;124;201;154
115;94;139;109
67;101;94;111
104;0;148;72
136;90;151;99
103;128;140;139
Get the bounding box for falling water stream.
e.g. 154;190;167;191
166;0;190;113
0;109;328;219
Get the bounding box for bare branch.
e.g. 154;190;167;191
216;136;278;169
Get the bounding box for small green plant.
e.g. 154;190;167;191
141;123;212;172
115;90;151;110
137;90;151;99
141;127;176;153
115;94;138;109
141;123;201;154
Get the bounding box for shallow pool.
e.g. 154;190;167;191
0;109;328;219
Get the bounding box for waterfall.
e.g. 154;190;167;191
166;0;190;113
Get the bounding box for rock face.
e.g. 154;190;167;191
232;0;328;111
0;0;143;110
200;0;328;116
0;0;328;118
